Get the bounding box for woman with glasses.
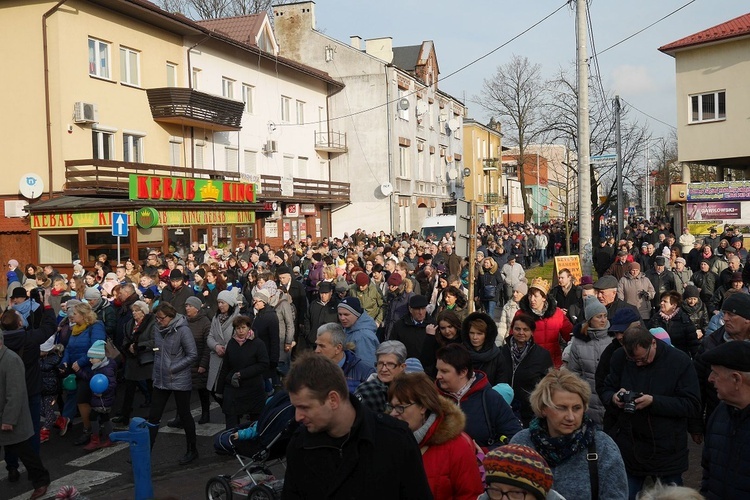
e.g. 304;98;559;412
510;369;627;500
479;443;560;500
387;372;483;500
354;341;407;413
148;302;199;465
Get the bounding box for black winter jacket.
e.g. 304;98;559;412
252;306;280;366
497;340;553;427
462;312;504;385
2;308;57;397
647;309;700;358
217;336;269;418
693;327;728;430
701;402;750;499
389;313;431;360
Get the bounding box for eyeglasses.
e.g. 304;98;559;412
625;342;653;363
485;488;527;500
375;361;399;370
384;403;415;415
155;314;168;321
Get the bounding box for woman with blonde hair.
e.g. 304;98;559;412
388;372;483;499
510;369;627;499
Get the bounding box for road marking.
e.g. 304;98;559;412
0;461;27;482
66;443;128;467
8;469;120;500
157;402;223;436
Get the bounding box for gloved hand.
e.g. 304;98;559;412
231;372;241;388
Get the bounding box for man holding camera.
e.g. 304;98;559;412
601;325;701;500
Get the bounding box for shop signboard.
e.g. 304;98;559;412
687;202;741;220
687;181;750;202
129;174;255;203
32;209;255;229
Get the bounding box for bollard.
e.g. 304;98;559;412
110;417;154;500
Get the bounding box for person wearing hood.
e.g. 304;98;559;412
436;344;521;449
517;278;573;368
617;262;656;320
337;297;380;368
462;312;503;385
387;372;484;499
206;290;243;404
681;285;708;339
147;302;199;465
498;314;553;427
498;282;527;345
565;297;612;426
477;257;504;318
420;310;464;378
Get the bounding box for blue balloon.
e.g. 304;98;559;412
90;373;109;394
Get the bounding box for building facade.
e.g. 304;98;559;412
462;119;503;225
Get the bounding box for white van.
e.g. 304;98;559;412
420;214;456;241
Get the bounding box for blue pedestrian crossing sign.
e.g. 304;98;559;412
628;207;636;215
112;212;129;237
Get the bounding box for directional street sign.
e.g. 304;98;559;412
112;212;129;237
590;154;618;164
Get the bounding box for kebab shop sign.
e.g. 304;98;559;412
128;174;255;203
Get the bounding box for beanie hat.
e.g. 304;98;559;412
252;289;271;305
217;290;237;307
483;444;553;500
8;259;19;268
649;327;672;347
493;383;515;405
104;272;118;281
683;285;700;300
355;273;370;287
87;340;107;360
387;273;403;286
185;296;203;310
65;299;82;310
513;282;528;295
722;292;750;320
584;296;607;321
337;297;363;317
404;358;424;373
83;287;101;301
40;335;56;353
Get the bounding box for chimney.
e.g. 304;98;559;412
274;1;316;30
365;37;393;63
350;36;362;50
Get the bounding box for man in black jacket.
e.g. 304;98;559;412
282;353;432;499
302;282;339;351
388;294;432;359
277;266;308;347
601;325;700;498
160;269;194;315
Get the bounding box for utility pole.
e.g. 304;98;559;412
645;144;651;220
615;95;623;235
576;0;592;275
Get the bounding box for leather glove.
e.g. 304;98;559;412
231;372;241;388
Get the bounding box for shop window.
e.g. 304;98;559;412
235;225;254;241
137;226;163;243
38;230;79;264
212;226;231;249
86;229;130;246
168;227;190;257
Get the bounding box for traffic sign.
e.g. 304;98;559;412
590;154;618;164
628;207;636;215
112;212;129;237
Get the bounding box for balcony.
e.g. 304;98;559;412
259;175;350;203
482;158;499;172
478;193;503;204
146;87;245;131
314;131;348;154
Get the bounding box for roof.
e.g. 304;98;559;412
659;12;750;54
392;45;421;71
197;14;265;46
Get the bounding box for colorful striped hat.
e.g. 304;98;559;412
483;444;553;500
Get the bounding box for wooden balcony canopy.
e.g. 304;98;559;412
146;87;245;131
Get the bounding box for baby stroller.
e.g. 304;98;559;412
206;390;297;500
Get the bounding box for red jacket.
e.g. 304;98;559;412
517;295;573;368
419;397;484;500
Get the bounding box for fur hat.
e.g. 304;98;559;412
483;444;553;500
337;297;363;317
87;340;106;359
528;277;550;296
217;290;236;307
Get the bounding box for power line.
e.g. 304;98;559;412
619;97;676;130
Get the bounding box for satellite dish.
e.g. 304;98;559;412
397;98;410;111
447;118;459;132
380;183;393;196
19;173;44;199
447;168;458;180
416;101;428;115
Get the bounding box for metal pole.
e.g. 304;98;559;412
536;153;540;225
615;95;623;234
117;236;121;266
645;143;651;220
467;200;477;313
577;0;593;275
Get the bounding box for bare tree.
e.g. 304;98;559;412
154;0;294;20
476;55;548;222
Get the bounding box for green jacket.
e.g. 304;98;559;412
351;283;384;325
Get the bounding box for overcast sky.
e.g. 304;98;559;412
315;0;747;142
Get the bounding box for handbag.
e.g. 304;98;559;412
137;346;155;366
105;338;122;362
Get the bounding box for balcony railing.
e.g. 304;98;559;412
260;175;350;203
146;87;245;131
478;193;503;204
314;131;348;154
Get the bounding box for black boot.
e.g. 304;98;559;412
167;416;183;428
178;444;198;465
197;412;210;425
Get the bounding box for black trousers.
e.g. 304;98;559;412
119;379;152;419
147;388;196;450
1;439;50;488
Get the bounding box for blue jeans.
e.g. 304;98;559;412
5;393;41;470
482;300;497;318
62;387;78;418
627;473;683;500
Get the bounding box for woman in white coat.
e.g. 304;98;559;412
206;290;241;397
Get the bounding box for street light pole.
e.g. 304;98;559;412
576;0;593;275
645;144;651;220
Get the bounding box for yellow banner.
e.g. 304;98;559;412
553;255;583;285
32;210;255;229
687;221;724;236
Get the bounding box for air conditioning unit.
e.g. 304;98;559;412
73;102;98;123
4;200;28;218
263;140;278;153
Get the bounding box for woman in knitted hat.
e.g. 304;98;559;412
387;372;483;499
517;278;573;368
647;290;699;358
680;285;708;339
480;444;561;500
565;296;611;426
510;369;628;499
206;288;242;409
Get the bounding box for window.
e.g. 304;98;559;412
119;46;140;86
169;137;182;167
92;128;115;159
318;106;326;133
194;140;205;169
88;37;110;79
123;133;144;162
38;230;79;264
281;96;291;122
242;84;254;113
418;145;425;180
191;68;201;90
226;147;239;172
690;91;726;123
283;155;294;177
298;157;308;178
399;146;410;178
222;77;235;99
296;100;305;125
166;63;177;87
429;151;435;180
398;89;409;121
244;149;257;175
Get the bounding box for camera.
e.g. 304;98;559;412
638;290;650;299
617;390;644;414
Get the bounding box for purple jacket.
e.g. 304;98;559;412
79;358;118;409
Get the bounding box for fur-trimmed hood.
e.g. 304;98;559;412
421;396;466;447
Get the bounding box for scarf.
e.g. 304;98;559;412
659;308;679;322
414;413;437;447
207;283;216;291
448;373;476;402
72;322;90;336
218;311;231;324
510;337;532;369
531;301;549;318
529;415;596;467
12;299;40;328
233;334;250;347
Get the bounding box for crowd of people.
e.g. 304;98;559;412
1;219;748;499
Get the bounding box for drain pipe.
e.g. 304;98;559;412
43;0;69;200
187;37;209;169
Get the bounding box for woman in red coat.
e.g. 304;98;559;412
388;372;483;500
516;277;573;367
